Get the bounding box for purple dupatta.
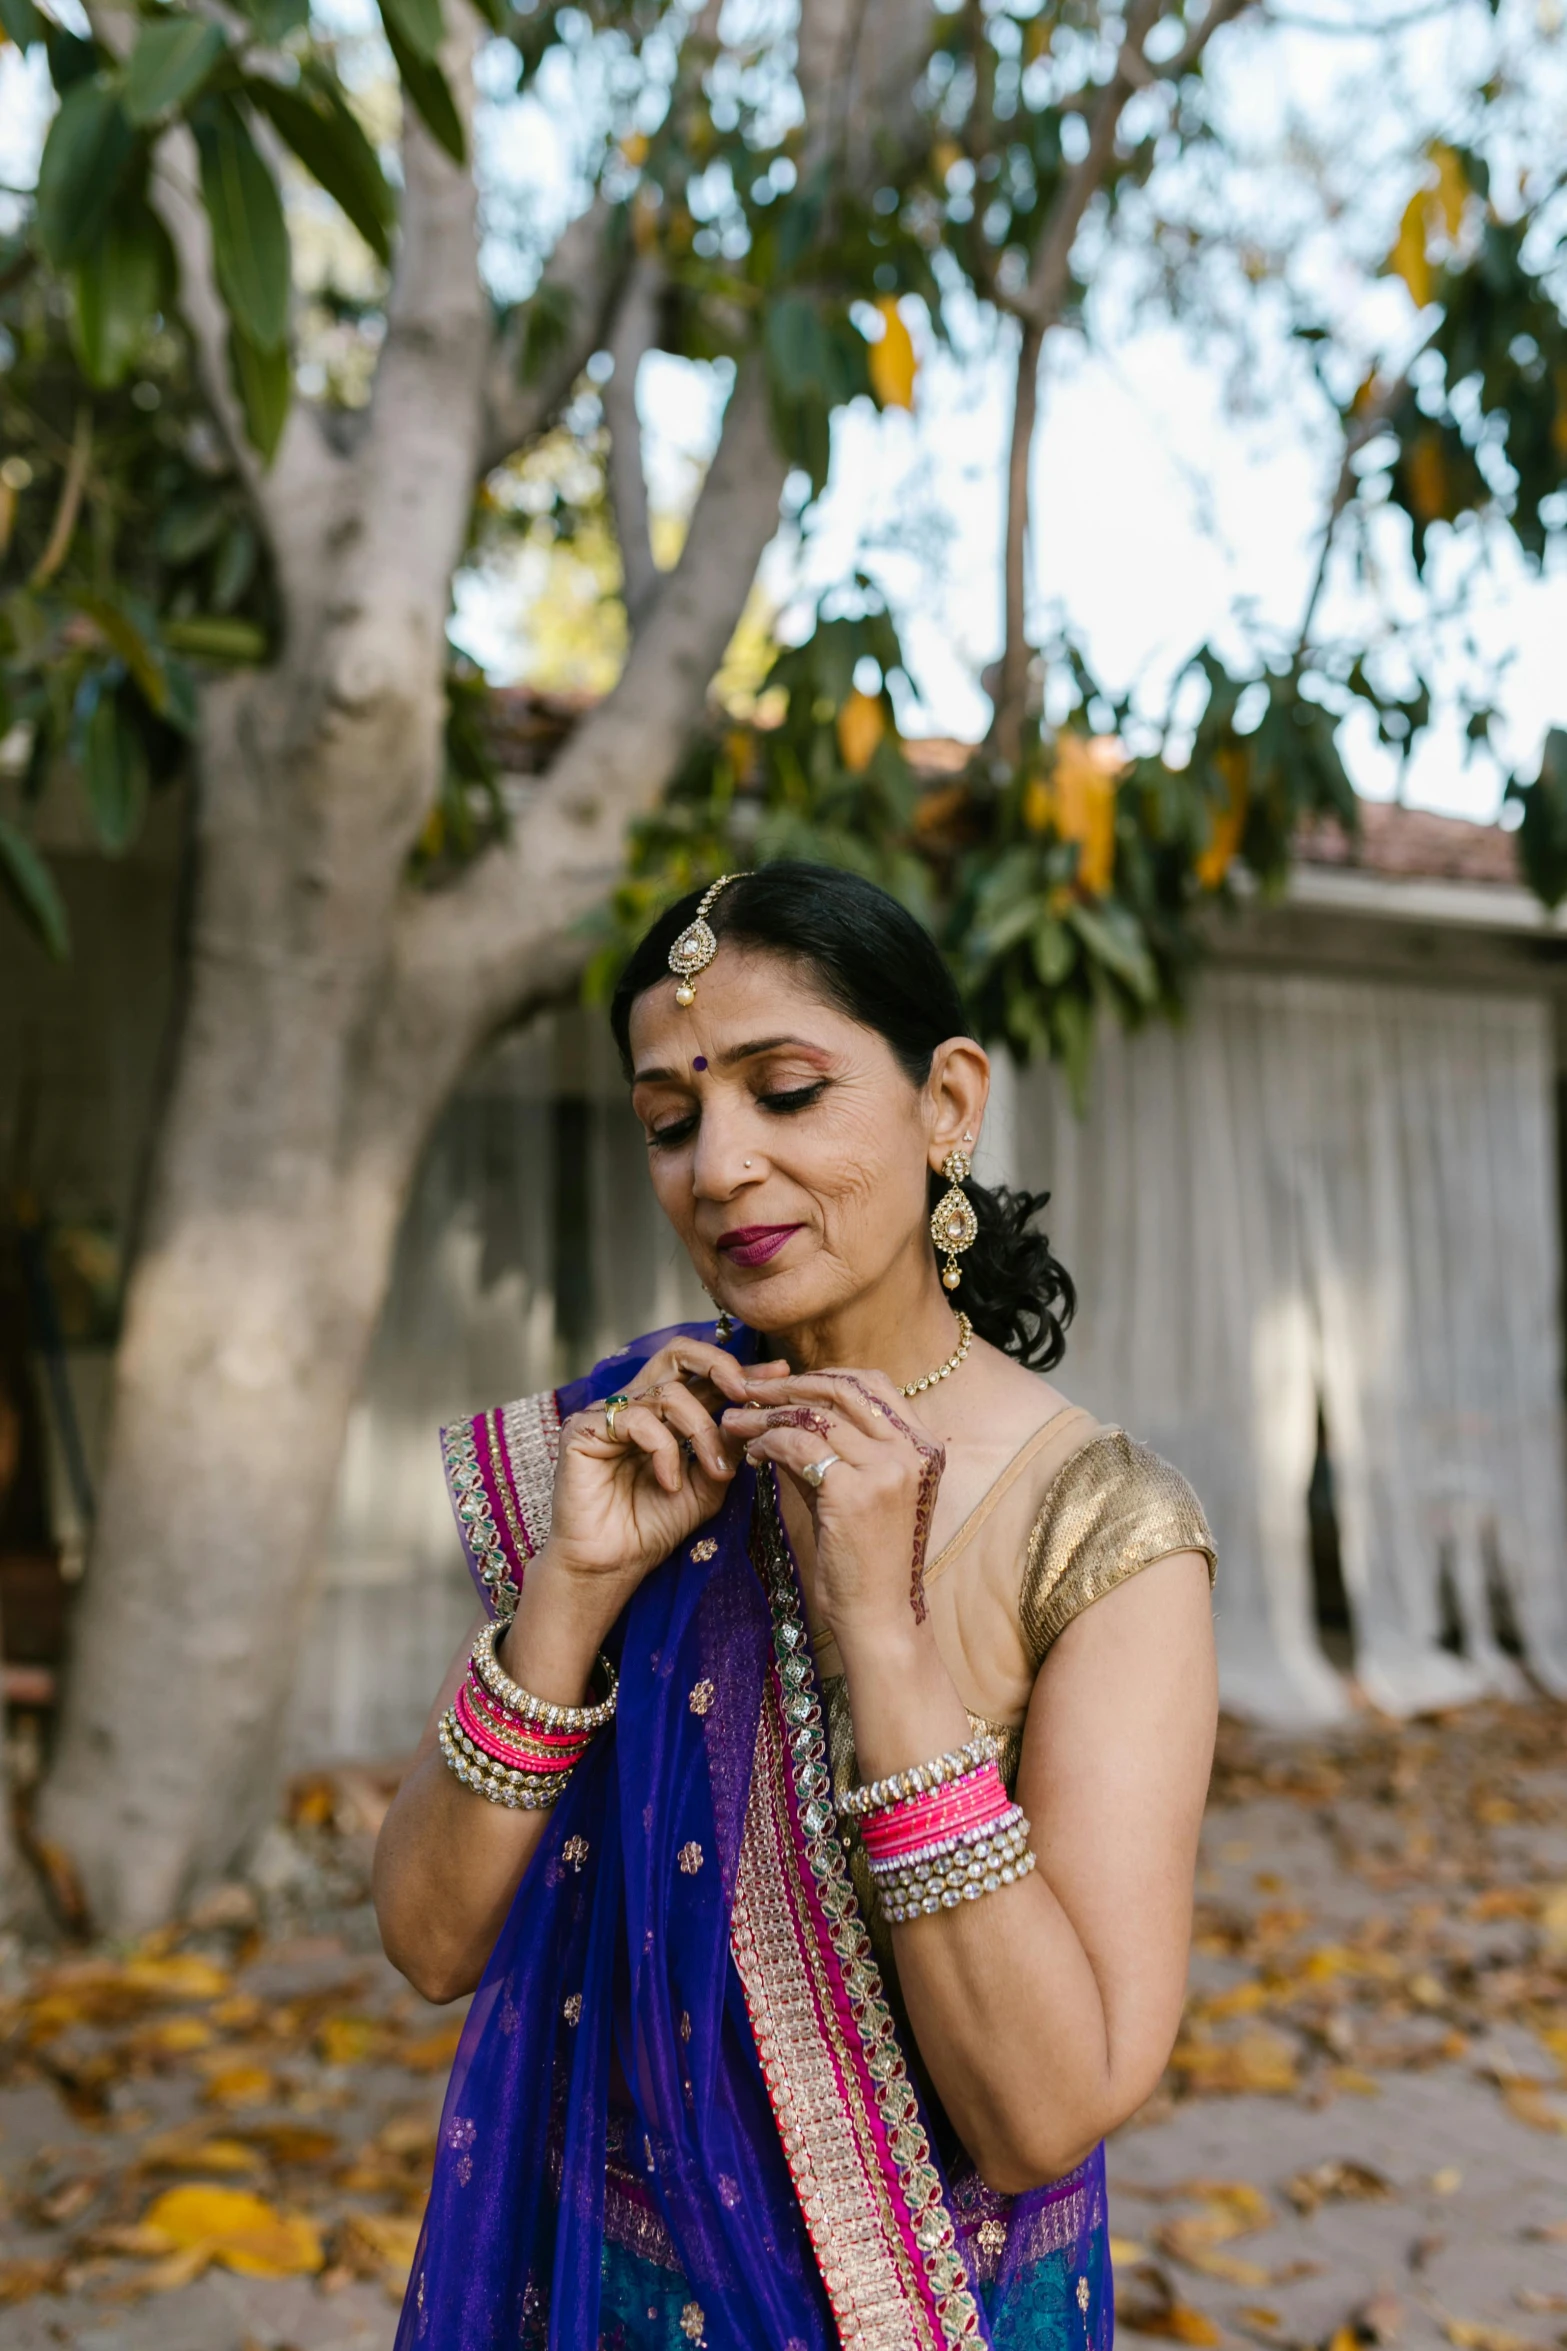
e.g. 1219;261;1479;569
395;1322;1111;2351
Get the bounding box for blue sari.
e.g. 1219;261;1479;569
396;1322;1112;2351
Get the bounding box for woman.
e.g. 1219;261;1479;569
374;864;1218;2351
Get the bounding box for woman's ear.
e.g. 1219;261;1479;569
926;1037;990;1168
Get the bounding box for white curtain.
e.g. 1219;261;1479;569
1011;971;1567;1723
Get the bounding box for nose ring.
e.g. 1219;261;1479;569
744;1159;752;1168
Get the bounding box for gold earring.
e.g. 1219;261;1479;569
930;1146;978;1292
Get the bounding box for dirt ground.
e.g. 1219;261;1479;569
1;1703;1564;2351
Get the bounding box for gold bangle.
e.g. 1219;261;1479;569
837;1733;997;1820
438;1710;576;1809
472;1619;619;1733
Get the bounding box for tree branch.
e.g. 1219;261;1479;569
479;199;630;475
603;259;663;629
351;57;489;630
990;316;1044;765
989;0;1255;752
387;358;786;1047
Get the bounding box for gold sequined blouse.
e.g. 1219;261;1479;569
812;1405;1215;1977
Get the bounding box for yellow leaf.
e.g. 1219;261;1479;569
139;2132;262;2176
836;690;887;774
1202;742;1249;888
1386;190;1433;308
1403;431;1450;525
335;2210;424;2299
1501;2079;1567;2135
120;1954;232;2002
1111;2237;1150;2266
317;2014;383;2067
1538;1886;1567;1955
139;2184;324;2279
136;2015;215;2056
868;297;917;410
0;2258;62;2307
1169;2028;1299;2095
1445;2323;1539;2351
399;2021;465;2072
1031;734;1123;895
1535;2023;1567;2082
619;129;649;167
1429;142;1468;238
201;2063;275;2109
933;138;963;181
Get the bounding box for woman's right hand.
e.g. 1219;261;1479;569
536;1339;789;1609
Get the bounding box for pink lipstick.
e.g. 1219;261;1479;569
716;1224;802;1267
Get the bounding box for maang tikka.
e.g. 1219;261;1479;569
930;1141;979;1291
668;873;739;1007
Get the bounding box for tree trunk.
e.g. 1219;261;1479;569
36;673;460;1929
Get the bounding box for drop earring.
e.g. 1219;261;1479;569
930;1145;978;1292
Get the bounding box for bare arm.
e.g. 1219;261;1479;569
373;1339;784;2001
846;1550;1216;2187
728;1373;1217;2191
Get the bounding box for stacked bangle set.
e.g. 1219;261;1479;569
438;1618;617;1809
843;1735;1037;1925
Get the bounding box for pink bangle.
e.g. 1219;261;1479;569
462;1669;590;1750
859;1762;1011;1860
455;1683;588;1773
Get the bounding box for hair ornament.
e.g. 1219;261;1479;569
668;874;740;1007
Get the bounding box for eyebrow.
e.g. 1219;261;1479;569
630;1035;832;1087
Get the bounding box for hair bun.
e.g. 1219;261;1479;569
935;1173;1073;1372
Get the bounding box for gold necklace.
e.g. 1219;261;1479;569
899;1311;974;1398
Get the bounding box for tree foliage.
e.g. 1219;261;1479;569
3;0;1566;1070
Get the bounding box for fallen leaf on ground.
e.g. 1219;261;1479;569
1168;2029;1300;2095
1115;2262;1222;2345
1110;2237;1150;2265
333;2210;423;2298
137;2183;324;2277
137;2131;263;2176
398;2022;465;2071
1286;2160;1393;2214
1444;2322;1540;2351
1500;2081;1567;2135
317;2014;384;2067
0;2257;63;2306
201;2063;277;2109
1514;2292;1567;2314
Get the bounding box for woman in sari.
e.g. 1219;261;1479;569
374;863;1218;2351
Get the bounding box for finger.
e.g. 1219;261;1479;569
732;1373;919;1450
638;1380;737;1482
740;1421;854;1481
614;1402;690;1493
641;1343;790;1407
720;1402;872;1466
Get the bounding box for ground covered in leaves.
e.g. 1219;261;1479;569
0;1707;1563;2350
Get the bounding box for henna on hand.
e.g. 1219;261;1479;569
828;1376;946;1627
756;1405;836;1440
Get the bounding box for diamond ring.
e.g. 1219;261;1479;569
801;1453;841;1490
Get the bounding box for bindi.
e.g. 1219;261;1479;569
691;1056;708;1071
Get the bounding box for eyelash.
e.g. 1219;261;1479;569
647;1081;827;1149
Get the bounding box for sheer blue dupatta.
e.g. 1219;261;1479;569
395;1322;836;2351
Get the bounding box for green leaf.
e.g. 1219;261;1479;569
1030;913;1075;987
66;200;172;388
227;322;292;461
380;10;465;161
36;76;135;266
244;68;394;265
124;15;227;125
0;814;69;958
210;519;258;611
76;677;150;853
1507;726;1567;909
194;95;291;352
233;0;309;42
162;614;269;662
1063;900;1159;1007
0;0;43;53
69;589;175;716
379;0;446;66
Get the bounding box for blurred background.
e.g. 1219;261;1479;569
1;0;1566;2342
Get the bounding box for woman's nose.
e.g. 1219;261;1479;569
692;1118;760;1198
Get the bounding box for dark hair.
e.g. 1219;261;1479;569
609;863;1075;1372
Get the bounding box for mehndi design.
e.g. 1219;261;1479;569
830;1376;946;1626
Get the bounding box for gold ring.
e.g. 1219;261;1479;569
604;1392;632;1441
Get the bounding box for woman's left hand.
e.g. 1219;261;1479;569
721;1371;945;1638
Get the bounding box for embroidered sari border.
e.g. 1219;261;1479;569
729;1475;989;2350
440;1391;562;1622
